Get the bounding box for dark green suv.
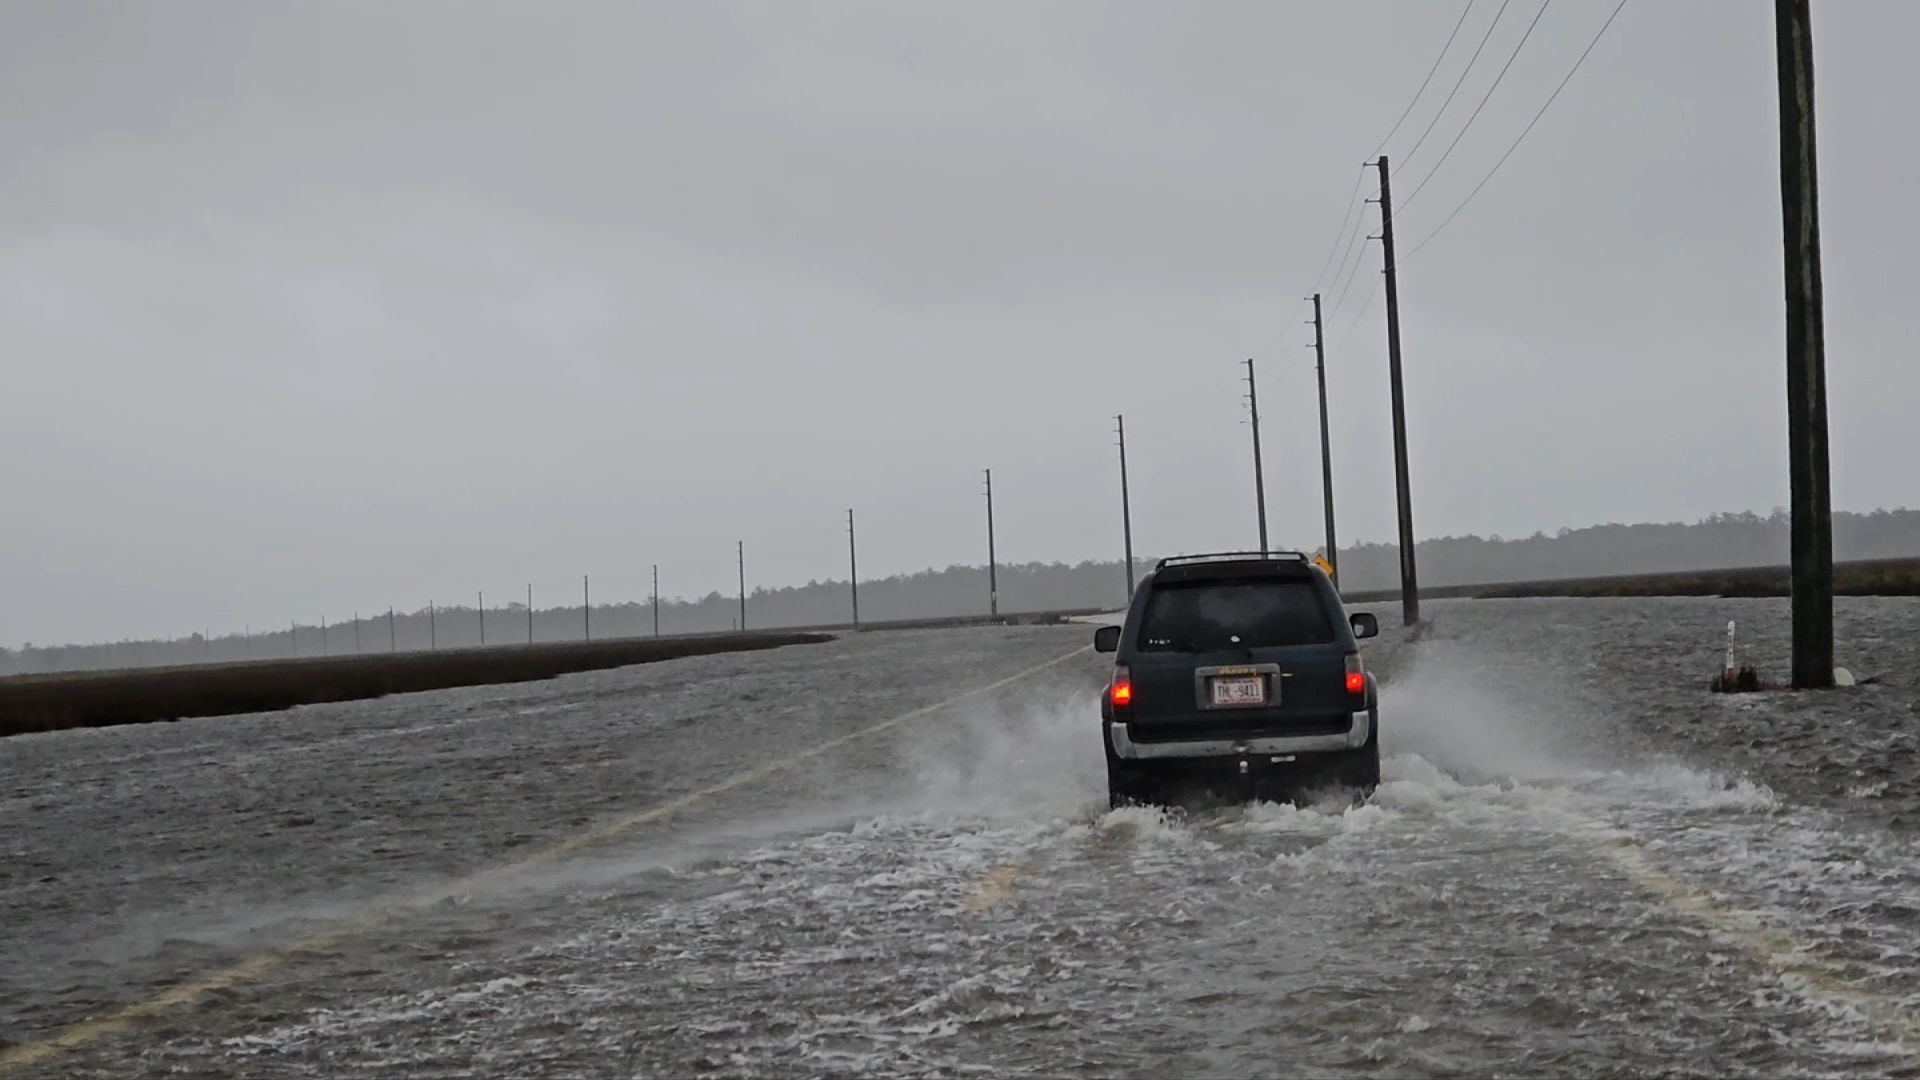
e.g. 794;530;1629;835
1093;552;1381;807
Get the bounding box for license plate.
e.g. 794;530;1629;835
1210;675;1267;706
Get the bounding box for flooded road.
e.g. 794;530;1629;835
5;599;1919;1077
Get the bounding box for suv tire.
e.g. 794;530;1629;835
1327;716;1381;794
1105;750;1159;809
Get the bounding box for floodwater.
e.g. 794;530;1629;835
3;598;1918;1078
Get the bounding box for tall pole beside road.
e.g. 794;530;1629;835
652;564;660;637
1375;155;1421;625
1244;359;1269;554
1776;0;1834;688
737;541;747;631
984;469;999;617
1311;293;1340;586
478;591;485;646
847;509;860;628
1116;415;1135;599
526;584;533;645
583;575;591;642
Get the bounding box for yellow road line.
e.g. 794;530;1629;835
961;864;1024;914
0;644;1093;1074
1590;827;1920;1055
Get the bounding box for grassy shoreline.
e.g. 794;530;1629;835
0;633;830;738
1341;556;1920;603
0;607;1107;738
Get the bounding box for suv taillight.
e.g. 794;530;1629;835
1345;653;1367;698
1110;664;1133;709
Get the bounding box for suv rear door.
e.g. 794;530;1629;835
1124;563;1354;741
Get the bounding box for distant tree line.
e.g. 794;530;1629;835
6;508;1917;676
1330;508;1920;593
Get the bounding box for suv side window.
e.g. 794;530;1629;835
1137;578;1334;652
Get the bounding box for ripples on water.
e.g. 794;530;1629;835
19;601;1920;1078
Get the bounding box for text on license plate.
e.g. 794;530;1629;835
1210;675;1267;706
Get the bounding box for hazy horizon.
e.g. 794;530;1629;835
6;2;1917;646
11;502;1920;659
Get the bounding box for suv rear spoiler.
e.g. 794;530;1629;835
1154;551;1309;570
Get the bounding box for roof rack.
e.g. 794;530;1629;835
1154;551;1308;570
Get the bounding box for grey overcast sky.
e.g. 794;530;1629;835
3;1;1916;646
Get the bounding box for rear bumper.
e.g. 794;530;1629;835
1108;710;1371;760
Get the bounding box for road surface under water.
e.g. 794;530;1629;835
4;598;1919;1078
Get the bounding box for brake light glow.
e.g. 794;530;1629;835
1345;653;1367;696
1110;665;1133;707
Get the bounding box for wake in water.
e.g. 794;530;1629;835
102;629;1920;1079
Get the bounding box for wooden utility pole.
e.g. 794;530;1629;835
652;565;660;637
737;541;747;631
984;469;999;617
847;509;860;628
291;619;298;658
321;615;328;657
526;584;533;645
1311;293;1339;586
1244;359;1269;553
1116;415;1135;598
1375;155;1421;625
1776;0;1834;689
428;601;436;650
388;607;396;653
583;575;591;642
478;591;485;646
353;611;361;654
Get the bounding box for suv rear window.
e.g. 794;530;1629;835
1137;578;1334;652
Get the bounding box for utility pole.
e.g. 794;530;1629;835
1116;415;1135;598
737;541;747;631
526;584;533;645
652;565;660;637
583;575;591;642
321;615;328;657
847;509;860;628
478;591;485;647
354;611;361;654
245;624;251;660
1311;293;1340;586
291;619;298;659
388;607;396;653
984;469;999;617
1375;155;1421;625
429;601;436;650
1776;0;1833;688
1244;359;1269;554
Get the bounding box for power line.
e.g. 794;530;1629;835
1250;295;1317;361
1368;0;1480;159
1262;3;1476;385
1324;206;1372;308
1402;0;1632;261
1399;0;1554;213
1258;4;1475;370
1325;214;1375;321
1309;166;1369;291
1333;277;1386;352
1397;0;1514;174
